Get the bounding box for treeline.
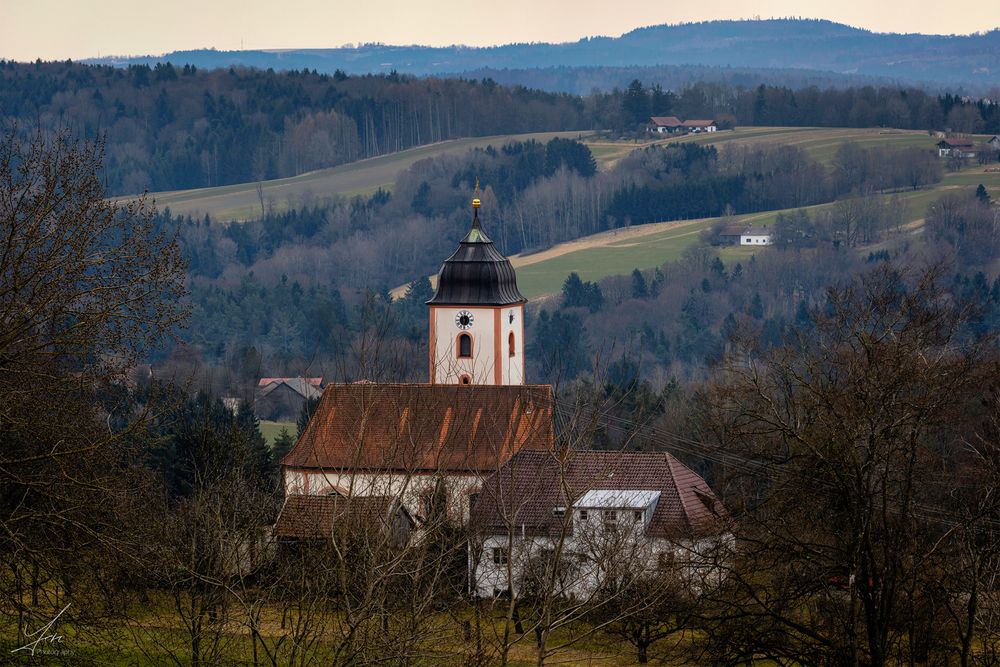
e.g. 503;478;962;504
0;60;587;194
607;141;940;227
2;59;998;196
530;187;1000;387
603;78;1000;133
158;134;949;376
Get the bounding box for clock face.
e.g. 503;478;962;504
455;311;474;329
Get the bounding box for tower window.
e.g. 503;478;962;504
458;333;472;358
460;374;471;385
508;332;515;357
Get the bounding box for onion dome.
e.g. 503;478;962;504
427;197;526;306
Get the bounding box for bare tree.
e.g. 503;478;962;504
0;127;186;643
696;263;996;665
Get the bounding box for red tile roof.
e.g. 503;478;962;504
281;384;554;473
939;138;975;148
470;449;727;539
649;116;682;127
682;119;715;127
274;494;401;539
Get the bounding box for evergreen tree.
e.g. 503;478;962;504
272;427;296;463
297;396;322;437
622;79;650;127
976;183;991;204
631;268;648;299
528;310;591;382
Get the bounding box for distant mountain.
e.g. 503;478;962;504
85;19;1000;92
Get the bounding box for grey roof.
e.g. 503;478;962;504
573;489;660;510
258;378;324;401
427;209;526;307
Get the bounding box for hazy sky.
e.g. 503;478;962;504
3;0;999;61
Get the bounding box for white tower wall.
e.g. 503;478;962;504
430;304;524;385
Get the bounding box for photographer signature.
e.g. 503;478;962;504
11;603;71;656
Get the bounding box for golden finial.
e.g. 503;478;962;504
472;177;481;209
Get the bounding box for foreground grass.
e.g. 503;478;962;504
0;599;693;666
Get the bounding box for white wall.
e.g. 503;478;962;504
284;467;486;524
430;304;525;385
471;520;733;599
740;234;773;246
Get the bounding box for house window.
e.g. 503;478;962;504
508;332;516;357
492;547;509;565
458;333;472;358
459;374;471;385
633;510;643;522
579;510;588;521
603;511;618;531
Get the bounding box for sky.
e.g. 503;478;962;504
3;0;999;61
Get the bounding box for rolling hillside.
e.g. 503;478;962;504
151;126;942;221
510;167;1000;299
87;19;1000;90
144;131;591;221
395;163;1000;300
583;126;940;169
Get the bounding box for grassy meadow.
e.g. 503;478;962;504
582;126;949;169
141;131;592;222
509;164;1000;299
259;420;297;446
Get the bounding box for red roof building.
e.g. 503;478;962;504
281;383;553;474
471;449;726;539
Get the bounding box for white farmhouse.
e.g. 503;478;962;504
741;227;773;246
681;119;717;133
647;116;683;133
469;449;731;599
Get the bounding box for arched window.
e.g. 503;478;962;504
459;374;471;385
458;333;472;358
508;331;516;357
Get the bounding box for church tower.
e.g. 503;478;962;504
427;193;526;385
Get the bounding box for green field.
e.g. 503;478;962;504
584;126;945;168
259;420;296;446
142;131;592;221
510;165;1000;299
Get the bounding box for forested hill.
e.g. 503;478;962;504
0;62;586;195
85;19;1000;90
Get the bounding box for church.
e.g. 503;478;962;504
276;193;553;526
274;194;729;579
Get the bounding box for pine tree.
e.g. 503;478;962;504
631;269;648;299
976;183;991;203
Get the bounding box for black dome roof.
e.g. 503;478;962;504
427;209;526;306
